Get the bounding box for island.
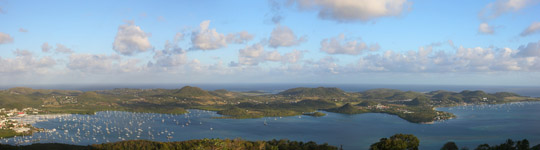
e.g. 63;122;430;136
1;86;539;138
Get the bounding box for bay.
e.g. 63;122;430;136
2;102;540;149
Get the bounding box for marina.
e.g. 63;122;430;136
1;102;540;149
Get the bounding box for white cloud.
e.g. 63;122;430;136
190;20;254;50
174;32;184;43
478;23;495;34
517;40;540;57
0;32;14;44
237;43;304;66
41;43;52;52
283;50;304;63
268;25;306;48
520;22;540;37
238;44;265;65
268;0;284;24
226;31;254;44
0;50;56;74
190;20;227;50
112;22;152;55
67;54;121;73
479;0;539;19
320;34;379;55
304;56;341;74
67;54;142;73
346;42;540;73
149;40;187;70
290;0;410;22
55;44;74;54
0;7;5;14
19;28;28;33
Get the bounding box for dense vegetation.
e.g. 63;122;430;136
471;139;540;150
370;134;420;150
278;87;348;98
0;139;337;150
303;111;326;117
370;134;540;150
0;86;538;124
3;134;538;150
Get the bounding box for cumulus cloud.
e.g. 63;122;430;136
113;22;152;55
478;23;495;34
517;40;540;57
320;34;380;55
55;44;74;54
479;0;539;19
19;28;28;33
226;31;254;44
67;54;142;73
238;44;266;65
344;42;540;73
190;20;254;50
0;32;14;44
237;43;304;66
303;56;341;74
520;22;540;37
174;32;184;43
0;50;56;74
190;20;227;50
149;40;187;70
268;25;306;48
268;0;284;24
41;43;52;52
283;50;304;63
290;0;410;22
67;54;120;73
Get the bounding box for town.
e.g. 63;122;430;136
0;107;44;138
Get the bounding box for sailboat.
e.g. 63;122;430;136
264;119;268;126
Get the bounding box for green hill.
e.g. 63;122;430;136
173;86;213;98
360;89;423;100
278;87;347;98
326;103;365;114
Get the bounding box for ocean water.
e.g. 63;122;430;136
2;102;540;149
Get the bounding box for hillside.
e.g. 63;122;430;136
173;86;213;98
278;87;347;98
360;89;423;100
0;86;537;124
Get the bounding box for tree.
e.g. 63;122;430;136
474;144;490;150
370;134;420;150
441;142;459;150
516;139;529;150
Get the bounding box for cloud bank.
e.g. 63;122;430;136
291;0;410;22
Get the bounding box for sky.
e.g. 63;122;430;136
1;0;540;86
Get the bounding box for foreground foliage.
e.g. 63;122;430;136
0;138;337;150
370;134;420;150
1;134;540;150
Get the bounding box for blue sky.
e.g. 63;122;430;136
1;0;540;85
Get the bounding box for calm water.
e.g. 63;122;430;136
2;102;540;149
